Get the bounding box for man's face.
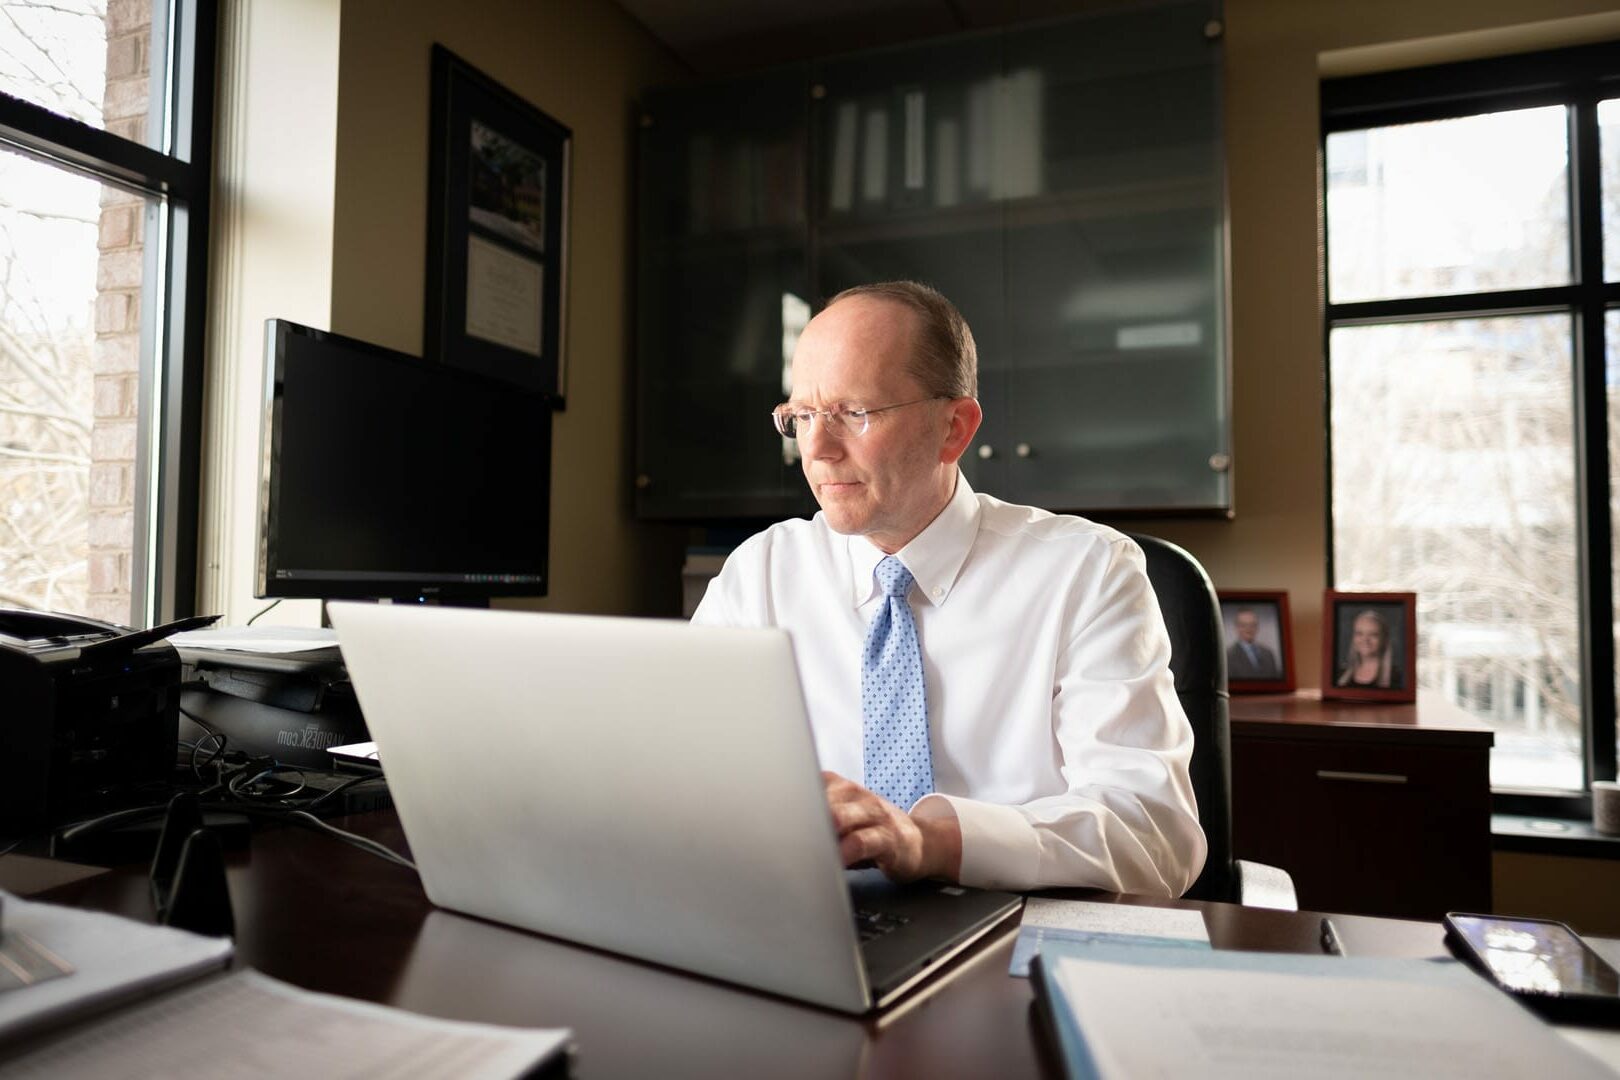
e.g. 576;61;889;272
1235;611;1259;643
787;297;954;552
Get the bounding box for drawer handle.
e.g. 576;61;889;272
1316;770;1408;785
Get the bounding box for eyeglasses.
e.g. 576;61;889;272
770;397;943;440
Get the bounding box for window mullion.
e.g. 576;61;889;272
1572;97;1618;785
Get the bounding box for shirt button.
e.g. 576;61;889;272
932;587;944;598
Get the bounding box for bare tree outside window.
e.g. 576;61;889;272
0;0;151;624
1327;107;1584;790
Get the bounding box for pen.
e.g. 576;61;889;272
1320;916;1345;956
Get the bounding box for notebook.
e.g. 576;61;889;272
327;603;1021;1013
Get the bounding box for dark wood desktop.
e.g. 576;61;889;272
16;810;1455;1080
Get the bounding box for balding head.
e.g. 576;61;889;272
825;281;977;399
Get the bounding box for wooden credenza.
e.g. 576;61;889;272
1229;690;1494;920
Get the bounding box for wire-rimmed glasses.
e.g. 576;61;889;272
770;397;942;439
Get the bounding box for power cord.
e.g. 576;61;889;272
55;757;410;872
245;598;282;626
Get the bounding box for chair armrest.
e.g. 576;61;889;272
1235;859;1297;911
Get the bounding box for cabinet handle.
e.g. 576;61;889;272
1015;443;1032;458
977;445;995;460
1316;769;1408;785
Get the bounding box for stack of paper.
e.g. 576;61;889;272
1008;898;1211;977
0;892;570;1079
1030;943;1614;1079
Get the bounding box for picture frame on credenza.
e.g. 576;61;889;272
1321;590;1418;704
1218;590;1295;694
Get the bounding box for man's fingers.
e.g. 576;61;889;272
840;825;890;867
829;797;886;836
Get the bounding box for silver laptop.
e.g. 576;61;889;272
327;603;1021;1014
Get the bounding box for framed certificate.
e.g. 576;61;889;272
425;45;570;405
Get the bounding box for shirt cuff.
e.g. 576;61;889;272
912;793;1041;891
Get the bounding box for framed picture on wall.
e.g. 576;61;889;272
1217;590;1295;694
1321;591;1418;703
425;44;570;405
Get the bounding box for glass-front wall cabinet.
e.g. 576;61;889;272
636;0;1229;520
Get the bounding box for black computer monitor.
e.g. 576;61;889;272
257;319;550;603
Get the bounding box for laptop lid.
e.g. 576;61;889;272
327;603;873;1013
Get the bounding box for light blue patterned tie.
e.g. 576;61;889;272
862;556;933;809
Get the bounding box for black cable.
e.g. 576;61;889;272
228;764;308;802
189;731;228;778
178;703;216;732
245;598;282;626
305;773;383;810
54;798;414;873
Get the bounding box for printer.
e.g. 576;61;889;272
174;629;369;771
0;609;216;837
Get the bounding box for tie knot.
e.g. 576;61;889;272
874;556;914;598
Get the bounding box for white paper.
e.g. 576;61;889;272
1021;898;1210;941
170;625;338;654
328;740;380;763
1049;954;1612;1080
0;891;233;1042
465;233;543;357
0;970;570;1079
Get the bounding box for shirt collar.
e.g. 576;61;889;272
846;471;981;609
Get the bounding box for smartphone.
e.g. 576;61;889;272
1444;912;1620;1025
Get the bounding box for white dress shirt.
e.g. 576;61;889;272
692;473;1207;897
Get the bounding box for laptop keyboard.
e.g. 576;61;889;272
854;907;911;944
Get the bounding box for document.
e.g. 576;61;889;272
1033;944;1613;1080
0;970;571;1079
0;894;570;1079
0;890;232;1042
169;625;338;654
1009;898;1210;977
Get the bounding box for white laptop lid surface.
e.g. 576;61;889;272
327;603;871;1012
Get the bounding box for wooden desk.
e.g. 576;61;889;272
1230;689;1494;920
19;810;1457;1080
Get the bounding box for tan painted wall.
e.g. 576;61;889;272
1495;851;1620;936
329;0;687;617
1140;0;1620;688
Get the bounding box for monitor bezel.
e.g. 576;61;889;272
256;319;550;602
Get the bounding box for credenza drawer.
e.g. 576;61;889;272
1231;734;1491;919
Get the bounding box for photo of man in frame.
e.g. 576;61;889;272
1221;600;1284;681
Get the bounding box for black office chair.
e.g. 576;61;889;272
1128;533;1297;909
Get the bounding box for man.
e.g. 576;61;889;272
692;282;1205;898
1226;607;1281;680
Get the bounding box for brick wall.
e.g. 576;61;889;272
89;0;150;626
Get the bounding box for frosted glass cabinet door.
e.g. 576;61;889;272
1000;2;1230;511
635;70;816;518
811;37;1008;496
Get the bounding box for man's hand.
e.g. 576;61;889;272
822;771;962;883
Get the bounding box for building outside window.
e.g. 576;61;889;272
0;0;214;628
1324;42;1620;803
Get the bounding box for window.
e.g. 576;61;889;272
1324;43;1620;804
0;0;215;627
